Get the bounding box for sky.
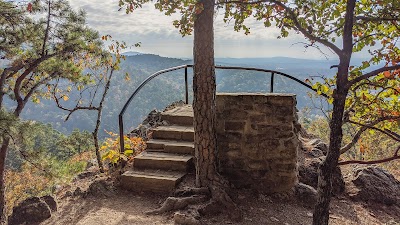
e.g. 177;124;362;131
69;0;337;59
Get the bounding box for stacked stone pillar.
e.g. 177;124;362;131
216;93;299;193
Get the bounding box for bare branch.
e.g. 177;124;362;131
355;16;400;22
340;116;400;153
338;146;400;165
52;81;99;121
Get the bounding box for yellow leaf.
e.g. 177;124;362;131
63;95;69;101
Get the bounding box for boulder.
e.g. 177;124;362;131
298;156;345;195
8;196;57;225
294;183;317;208
350;167;400;205
40;195;57;213
87;178;115;197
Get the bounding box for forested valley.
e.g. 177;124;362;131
1;0;399;224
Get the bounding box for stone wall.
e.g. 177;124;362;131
216;93;299;193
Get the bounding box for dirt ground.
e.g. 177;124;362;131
42;173;400;225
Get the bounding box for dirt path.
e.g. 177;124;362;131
43;187;399;225
42;191;174;225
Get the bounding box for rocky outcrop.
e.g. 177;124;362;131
350;167;400;205
297;128;345;196
129;109;167;140
8;195;57;225
298;156;345;195
129;101;187;140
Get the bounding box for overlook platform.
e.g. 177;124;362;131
121;93;299;193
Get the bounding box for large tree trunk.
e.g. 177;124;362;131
0;138;10;225
193;0;217;188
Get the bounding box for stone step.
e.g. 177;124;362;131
147;139;195;155
151;125;194;142
134;151;193;172
162;105;194;126
120;169;186;193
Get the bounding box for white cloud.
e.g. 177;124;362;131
68;0;336;59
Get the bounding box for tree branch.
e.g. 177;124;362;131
348;64;400;86
355;16;400;22
340;116;400;154
52;81;99;121
12;54;57;116
338;146;400;165
218;0;343;55
42;0;51;57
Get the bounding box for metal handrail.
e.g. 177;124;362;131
118;64;328;153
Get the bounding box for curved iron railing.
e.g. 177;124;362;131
118;64;328;152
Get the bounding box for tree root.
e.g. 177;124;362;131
146;195;208;215
175;187;210;197
208;184;242;221
174;209;201;225
147;178;242;224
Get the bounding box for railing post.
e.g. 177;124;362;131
270;72;275;93
119;115;124;154
185;67;188;104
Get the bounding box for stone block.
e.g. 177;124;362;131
222;109;249;120
225;121;246;131
249;114;267;123
226;150;242;159
218;131;243;143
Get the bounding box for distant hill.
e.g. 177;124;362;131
122;51;143;56
5;54;337;137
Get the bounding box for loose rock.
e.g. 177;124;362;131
8;196;55;225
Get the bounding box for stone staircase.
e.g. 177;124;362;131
121;105;194;193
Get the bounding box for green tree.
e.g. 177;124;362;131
53;36;132;173
0;0;103;222
222;0;399;224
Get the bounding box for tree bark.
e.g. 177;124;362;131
92;68;114;173
312;82;347;225
193;0;217;188
0;138;10;225
313;1;355;224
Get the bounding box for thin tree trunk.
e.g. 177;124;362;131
92;132;104;172
0;138;10;225
193;0;217;188
92;68;114;173
312;1;355;224
312;87;346;225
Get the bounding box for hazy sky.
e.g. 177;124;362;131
69;0;337;59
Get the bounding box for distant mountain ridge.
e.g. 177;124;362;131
3;53;342;137
122;51;143;56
